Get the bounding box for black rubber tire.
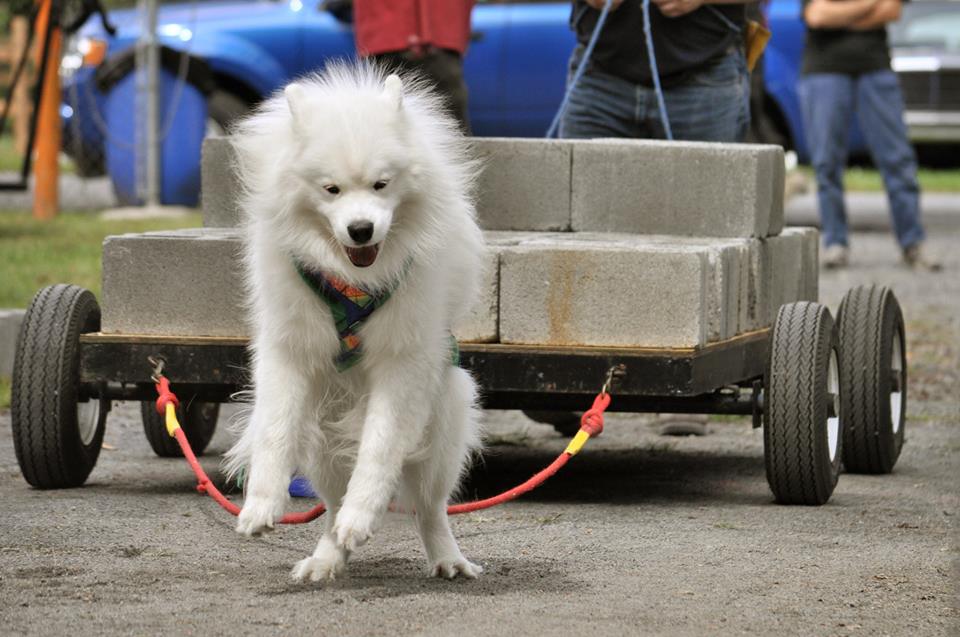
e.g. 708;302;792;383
140;399;219;457
207;90;250;135
11;285;108;489
836;285;906;474
764;302;843;505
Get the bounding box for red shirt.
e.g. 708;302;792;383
354;0;474;57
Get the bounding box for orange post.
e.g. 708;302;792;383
33;0;62;220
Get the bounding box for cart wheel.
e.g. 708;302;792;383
764;302;842;505
11;285;108;489
836;285;906;474
140;399;219;457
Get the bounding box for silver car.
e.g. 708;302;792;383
890;0;960;145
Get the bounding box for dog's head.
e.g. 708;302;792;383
284;74;417;269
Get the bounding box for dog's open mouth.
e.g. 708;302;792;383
344;244;380;268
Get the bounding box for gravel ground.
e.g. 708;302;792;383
1;225;957;636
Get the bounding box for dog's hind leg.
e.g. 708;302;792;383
403;368;483;579
291;458;352;582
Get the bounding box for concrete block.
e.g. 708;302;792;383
201;136;242;228
452;248;499;343
793;227;820;302
473;138;572;231
0;309;25;377
489;231;753;342
102;228;247;337
499;241;711;348
102;228;499;341
570;139;785;238
761;227;819;325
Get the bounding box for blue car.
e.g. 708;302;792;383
62;0;945;203
61;0;576;202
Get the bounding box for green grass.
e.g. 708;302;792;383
798;166;960;192
0;210;202;308
0;134;22;172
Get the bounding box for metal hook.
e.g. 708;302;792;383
148;356;165;382
601;364;626;396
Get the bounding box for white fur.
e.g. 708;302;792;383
224;62;485;581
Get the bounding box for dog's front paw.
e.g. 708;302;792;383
291;555;345;583
235;495;285;537
333;505;377;552
429;556;483;580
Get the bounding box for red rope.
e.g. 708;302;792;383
158;377;609;524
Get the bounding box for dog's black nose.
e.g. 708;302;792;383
347;221;374;244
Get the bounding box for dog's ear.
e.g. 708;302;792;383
284;83;306;130
382;74;403;111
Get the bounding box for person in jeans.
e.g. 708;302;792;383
559;0;753;141
353;0;474;133
535;0;755;437
800;0;939;269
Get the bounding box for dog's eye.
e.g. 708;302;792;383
373;180;389;191
323;184;341;195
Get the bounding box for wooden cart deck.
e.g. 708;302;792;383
79;329;770;415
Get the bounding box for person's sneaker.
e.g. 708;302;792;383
822;244;849;269
902;242;942;271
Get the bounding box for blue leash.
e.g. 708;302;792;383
640;0;672;139
545;0;615;139
547;0;742;141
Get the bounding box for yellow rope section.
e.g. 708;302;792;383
164;402;180;437
563;430;591;456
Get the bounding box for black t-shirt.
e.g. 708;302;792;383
801;0;892;74
572;0;746;86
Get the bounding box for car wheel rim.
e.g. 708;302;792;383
891;332;904;435
827;349;840;463
77;399;100;446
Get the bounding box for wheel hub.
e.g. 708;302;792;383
77;399;101;446
890;333;904;435
827;349;840;463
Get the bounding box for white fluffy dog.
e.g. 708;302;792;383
225;63;485;581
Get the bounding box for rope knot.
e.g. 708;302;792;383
196;479;209;494
154;376;180;415
579;392;612;437
580;409;605;436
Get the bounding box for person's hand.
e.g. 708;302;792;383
651;0;704;18
585;0;626;10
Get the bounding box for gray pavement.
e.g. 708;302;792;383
2;225;958;635
1;181;958;636
0;174;117;212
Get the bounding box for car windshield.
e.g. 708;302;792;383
890;1;960;51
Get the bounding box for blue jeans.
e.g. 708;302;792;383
559;46;750;142
799;71;925;250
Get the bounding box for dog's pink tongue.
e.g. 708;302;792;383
345;244;380;268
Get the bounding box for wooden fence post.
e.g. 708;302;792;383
10;15;32;156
